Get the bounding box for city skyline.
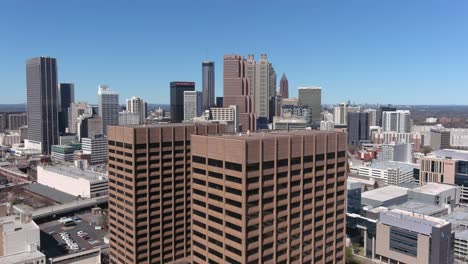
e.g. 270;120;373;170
1;1;468;105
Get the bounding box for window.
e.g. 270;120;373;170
225;161;242;172
192;156;206;164
208;158;223;168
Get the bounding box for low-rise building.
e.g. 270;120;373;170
361;185;409;208
408;182;460;209
357;161;418;186
378;142;413;163
37;165;108;198
51;143;81;163
272;116;307;130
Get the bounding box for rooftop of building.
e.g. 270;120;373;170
362;185;408;202
39;165;107;182
390;201;448;216
410;182;458;195
453;226;468;241
441;207;468;228
23;183;77;204
0;249;45;263
433;149;468;161
209;130;341;142
0;214;38;234
368;161;419;170
382;208;450;228
298;86;322;90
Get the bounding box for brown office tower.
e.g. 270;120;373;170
190;131;348;264
107;123;226;264
223;54;257;132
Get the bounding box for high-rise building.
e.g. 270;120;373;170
77;114;102;141
364;109;377;127
98;85;119;135
82;135;107;164
26;57;59;154
190;130;348;264
68;102;88;134
8;113;27;130
59;83;75;134
298;86;322;125
216;97;224;108
183;91;202;121
347;112;370;145
107;123;225;264
382;110;411;133
377;105;396;127
170;81;195;123
279;73;289;98
430;128;451;150
223;55;256;132
209;105;239;133
126;96;146;124
202;61;215;110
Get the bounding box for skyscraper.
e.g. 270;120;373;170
298;86;322;125
183;91;202;121
377;105;396;127
280;73;289;98
97;85;119;135
26;57;59;154
68;102;88;134
126;96;146;124
170;81;195;123
223;54;256;132
107;123;225;264
382;110;411;133
190;130;348;263
58;83;75;134
202;61;215;110
347;111;370;145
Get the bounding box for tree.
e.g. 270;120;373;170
373;181;379;189
422;146;433;156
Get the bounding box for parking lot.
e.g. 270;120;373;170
40;212;108;258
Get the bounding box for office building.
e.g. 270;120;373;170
51;143;81;163
0;113;4;132
223;55;256;132
107;123;225;264
281;105;311;124
364;109;377;127
298;86;321;124
98;85;119;135
202;61;215;110
322;111;334;122
26;56;59;154
77;114;102;141
0;131;20;146
37;165;107;198
408;183;460;209
378;142;414;163
347;111;369;145
126;96;146;124
279;73;289;98
382;110;411;133
118;111;140;125
7;113;27;131
333;103;360;126
320;120;335;131
361;185;409;208
170;81;195;123
0;214;45;263
246;54;276;120
68;102;88;134
272;116;307;130
184;91;203;121
82;135;107;164
357;161;418;186
190;130;347;264
372;132;423;152
58;83;75;134
375;209;452;264
347;180;362;214
377;105;397;127
430;127;451;150
210;105;239;133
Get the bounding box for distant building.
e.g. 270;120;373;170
202;61;215;110
375;209;452;264
216;96;223;108
378;142;414;163
0;132;20;147
68;102;88;134
209;105;239;133
58;83;75;134
183;91;202;121
377;105;396;127
97;85;119;135
51;143;81;163
279;73;289;98
347;111;369;145
298;86;321;124
320;120;335;131
364;109;377;127
321;111;334;122
281;105;311;123
37;165;107;198
273;116;307;130
118;111;140;125
426;117;438;124
77;114;102;141
333;103;360;125
126;97;146;124
170;81;195;123
358;161;418;186
0;214;45;263
382;110;411;133
430;127;451;150
7;113;27;131
26;57;59;154
373;132;423;152
347;180;362;214
81;136;107;164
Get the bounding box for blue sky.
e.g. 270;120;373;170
1;0;467;105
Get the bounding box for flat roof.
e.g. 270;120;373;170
390;201;447;216
453;226;468;241
23;183;77;204
40;166;107;182
433;149;468;161
0;215;38;233
382;208;449;228
362;185;408;202
369;161;419;170
410;182;458;195
0;249;45;263
210;130;340;142
441;207;468;227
